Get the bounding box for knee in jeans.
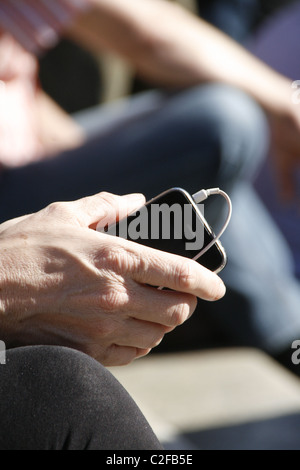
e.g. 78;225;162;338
202;85;269;180
176;84;270;182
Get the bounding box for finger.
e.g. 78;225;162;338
44;192;146;228
94;193;146;231
113;317;169;350
114;237;226;301
96;344;151;367
127;282;198;327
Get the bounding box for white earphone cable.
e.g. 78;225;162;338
192;188;232;259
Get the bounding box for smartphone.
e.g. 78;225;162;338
103;187;227;273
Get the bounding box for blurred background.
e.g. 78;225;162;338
38;0;296;112
39;0;300;450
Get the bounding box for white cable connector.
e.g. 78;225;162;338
192;187;232;258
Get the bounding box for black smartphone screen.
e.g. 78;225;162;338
105;188;227;273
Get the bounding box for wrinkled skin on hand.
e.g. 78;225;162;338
0;192;226;366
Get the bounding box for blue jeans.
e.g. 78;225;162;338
1;84;299;354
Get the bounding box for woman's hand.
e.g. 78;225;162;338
0;192;226;366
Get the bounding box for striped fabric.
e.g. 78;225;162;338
0;0;92;55
0;0;93;168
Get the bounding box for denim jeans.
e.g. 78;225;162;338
249;0;300;280
1;84;299;354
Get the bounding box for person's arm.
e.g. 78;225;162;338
0;192;225;366
66;0;299;200
66;0;289;113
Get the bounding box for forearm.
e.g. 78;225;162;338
66;0;292;115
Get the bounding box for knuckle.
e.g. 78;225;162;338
170;302;190;326
175;261;195;291
98;191;119;203
103;244;140;275
44;201;73;219
98;285;129;312
102;345;139;367
96;192;124;219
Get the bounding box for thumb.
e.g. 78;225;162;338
70;191;146;229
